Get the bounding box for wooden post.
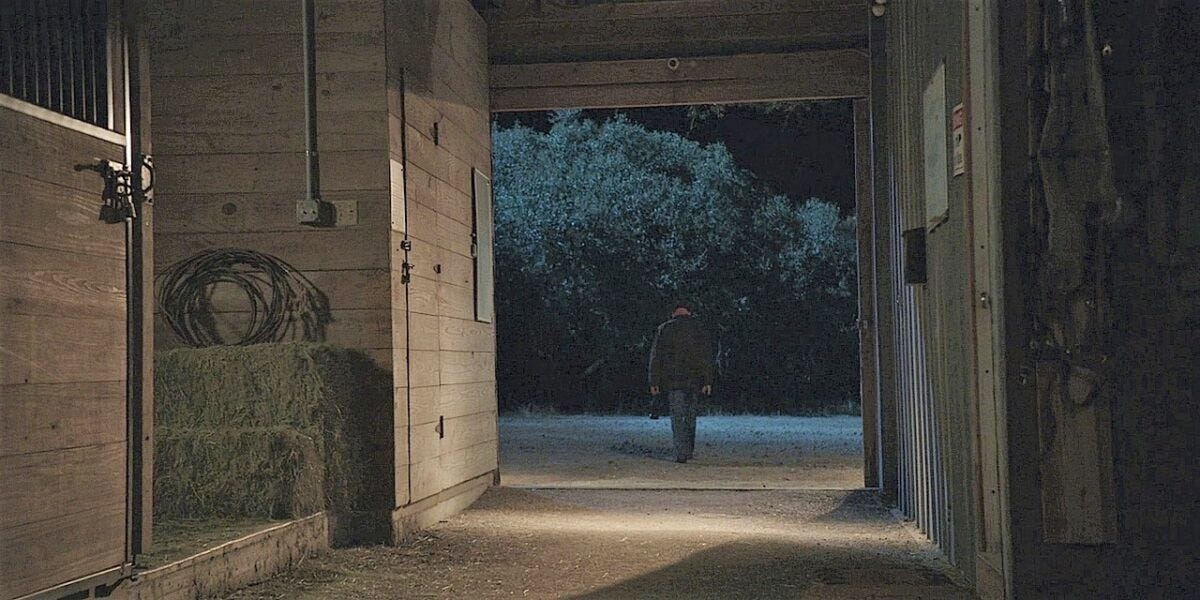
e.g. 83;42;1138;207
854;98;881;488
122;0;154;557
868;6;899;505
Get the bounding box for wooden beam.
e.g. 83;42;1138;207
485;0;867;64
854;98;880;489
491;50;868;111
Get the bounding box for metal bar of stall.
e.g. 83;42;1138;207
80;0;89;122
52;1;64;114
24;0;36;105
38;0;51;108
0;2;10;96
74;0;86;121
86;0;98;124
13;0;23;100
95;0;108;126
64;0;75;118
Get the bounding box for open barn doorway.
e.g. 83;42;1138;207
489;102;872;492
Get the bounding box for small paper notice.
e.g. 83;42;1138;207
952;103;966;176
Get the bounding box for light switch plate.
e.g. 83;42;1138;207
332;200;358;226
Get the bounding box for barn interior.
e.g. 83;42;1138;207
1;1;1197;599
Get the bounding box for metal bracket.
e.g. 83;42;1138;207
75;157;152;223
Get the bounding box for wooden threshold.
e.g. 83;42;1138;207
124;512;329;600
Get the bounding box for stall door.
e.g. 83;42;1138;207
0;1;132;597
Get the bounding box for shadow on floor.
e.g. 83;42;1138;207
566;539;963;600
812;489;892;524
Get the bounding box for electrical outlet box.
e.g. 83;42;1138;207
297;199;321;224
332;200;358;226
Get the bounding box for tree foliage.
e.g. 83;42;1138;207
493;111;858;414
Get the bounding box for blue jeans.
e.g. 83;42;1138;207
668;389;699;461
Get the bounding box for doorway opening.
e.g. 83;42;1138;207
490;102;868;491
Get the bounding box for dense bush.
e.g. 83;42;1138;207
493;110;858;414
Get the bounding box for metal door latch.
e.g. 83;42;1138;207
75;156;153;223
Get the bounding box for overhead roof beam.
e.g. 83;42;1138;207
491;49;869;112
485;0;868;65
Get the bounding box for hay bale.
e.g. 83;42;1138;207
156;344;328;429
154;427;324;520
154;343;392;522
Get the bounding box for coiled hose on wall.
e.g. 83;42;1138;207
156;248;332;347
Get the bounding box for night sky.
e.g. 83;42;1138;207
493;101;857;215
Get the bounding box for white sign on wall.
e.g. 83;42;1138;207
923;63;949;230
952;103;966;176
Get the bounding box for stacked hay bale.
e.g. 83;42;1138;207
154;343;391;522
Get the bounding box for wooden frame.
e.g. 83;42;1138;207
484;0;867;65
491;50;868;112
121;0;154;560
964;1;1011;597
0;95;126;145
854;98;881;489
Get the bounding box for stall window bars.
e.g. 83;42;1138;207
0;0;110;128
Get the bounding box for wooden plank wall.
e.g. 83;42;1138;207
388;0;498;509
145;0;400;521
146;0;394;364
0;109;129;598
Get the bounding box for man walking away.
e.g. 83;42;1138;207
648;302;714;463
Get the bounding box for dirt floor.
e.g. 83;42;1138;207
226;416;967;599
500;414;865;490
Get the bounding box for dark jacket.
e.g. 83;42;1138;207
648;315;714;391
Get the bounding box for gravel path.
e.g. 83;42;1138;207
500;415;865;489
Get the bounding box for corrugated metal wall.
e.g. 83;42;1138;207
879;1;977;573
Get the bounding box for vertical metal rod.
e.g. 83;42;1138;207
302;0;321;205
52;2;64;113
83;0;95;123
74;0;86;121
1;2;11;95
26;0;38;105
96;0;108;127
14;0;23;100
39;0;50;107
64;0;75;118
93;0;104;125
2;5;11;95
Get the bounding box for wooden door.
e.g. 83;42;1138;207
0;2;135;597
